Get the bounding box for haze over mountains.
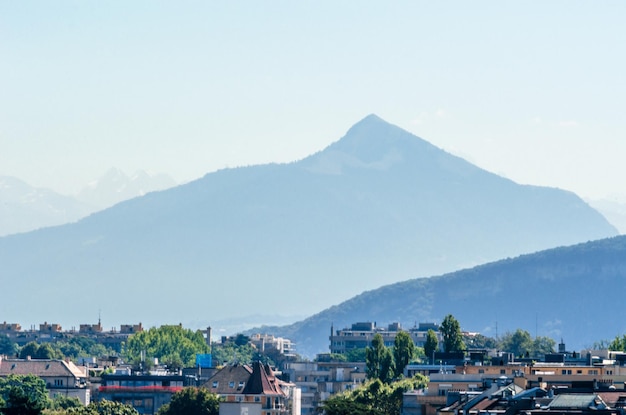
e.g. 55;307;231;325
261;234;626;358
0;169;176;237
0;115;617;335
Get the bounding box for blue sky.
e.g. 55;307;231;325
1;1;625;199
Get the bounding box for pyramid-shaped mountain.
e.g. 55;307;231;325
0;115;616;327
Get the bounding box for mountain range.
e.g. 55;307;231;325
0;169;176;237
0;115;617;336
259;234;626;357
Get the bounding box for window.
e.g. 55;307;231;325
238;381;245;388
589;370;598;375
577;370;582;374
54;379;64;386
212;381;218;388
500;369;506;374
229;381;235;388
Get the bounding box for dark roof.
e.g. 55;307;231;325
203;364;252;394
242;362;284;396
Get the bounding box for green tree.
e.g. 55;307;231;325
609;334;626;351
424;329;439;364
233;334;250;347
35;344;60;360
211;342;256;366
124;325;209;370
345;348;367;362
0;374;50;415
392;331;414;379
0;335;17;357
156;387;220;415
66;400;139;415
440;315;465;353
321;375;428;415
379;347;394;384
319;394;381;415
19;342;40;360
464;333;497;349
499;329;533;357
50;395;82;410
532;336;556;356
365;334;385;380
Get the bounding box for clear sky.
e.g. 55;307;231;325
2;1;625;199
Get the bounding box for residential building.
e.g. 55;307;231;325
98;371;188;415
249;334;296;357
204;361;299;415
329;322;442;355
0;321;143;352
282;360;366;415
0;356;90;404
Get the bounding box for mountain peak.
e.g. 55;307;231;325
305;114;440;171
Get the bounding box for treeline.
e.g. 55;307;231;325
1;326;299;373
0;374;221;415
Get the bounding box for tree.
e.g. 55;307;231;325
424;329;439;364
365;334;385;380
609;334;626;351
156;387;220;415
379;347;394;384
66;400;139;415
50;395;82;410
0;374;50;415
319;394;381;415
440;315;465;353
18;342;40;360
392;331;414;379
532;336;556;356
345;348;367;362
464;333;497;349
211;342;256;366
124;325;210;370
0;335;17;357
321;375;428;415
499;329;533;357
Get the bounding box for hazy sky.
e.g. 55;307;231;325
2;1;625;199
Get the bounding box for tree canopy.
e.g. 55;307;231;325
156;387;220;415
0;335;17;357
440;315;465;353
392;331;415;378
498;329;555;358
0;374;50;415
124;325;209;370
424;329;438;363
320;375;428;415
366;334;394;382
64;400;139;415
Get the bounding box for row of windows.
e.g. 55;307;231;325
212;381;245;389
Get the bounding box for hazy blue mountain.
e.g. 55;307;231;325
259;235;626;357
586;198;626;234
0;176;92;237
0;115;617;330
76;168;177;210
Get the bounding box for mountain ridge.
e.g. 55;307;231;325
0;115;617;330
255;234;626;357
